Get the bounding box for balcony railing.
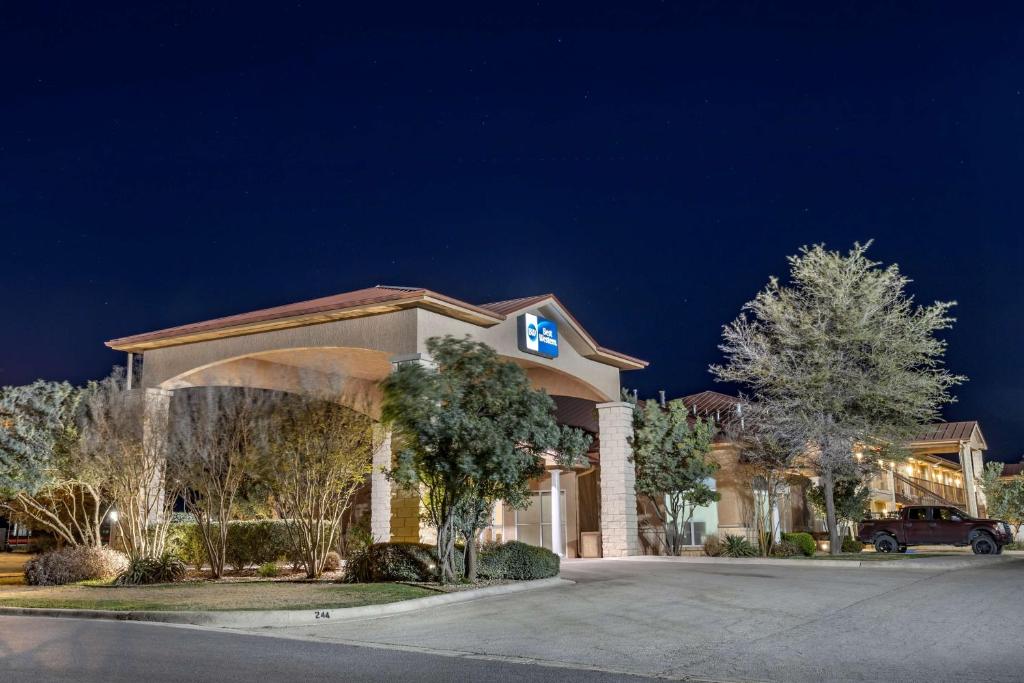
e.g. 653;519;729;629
892;471;965;506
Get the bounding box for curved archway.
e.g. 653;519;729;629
158;346;393;419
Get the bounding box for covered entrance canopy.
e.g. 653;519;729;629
106;285;647;557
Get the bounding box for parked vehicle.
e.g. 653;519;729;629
857;505;1012;555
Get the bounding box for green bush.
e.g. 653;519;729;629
722;534;757;557
257;562;280;578
343;543;464;583
703;534;724;557
841;537;864;553
116;552;187;585
782;532;816;557
478;541;560;580
1005;541;1024;551
167;520;295;572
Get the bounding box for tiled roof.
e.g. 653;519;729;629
1001;463;1024;477
105;285;647;368
914;421;979;443
478;294;551;316
678;390;742;420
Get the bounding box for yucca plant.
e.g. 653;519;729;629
116;552;187;585
722;534;757;558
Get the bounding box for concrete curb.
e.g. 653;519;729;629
583;554;1022;571
0;577;572;628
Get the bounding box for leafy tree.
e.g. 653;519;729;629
732;413;806;556
260;396;374;578
0;380;111;546
980;462;1024;537
713;242;964;554
629;396;719;556
807;475;871;539
381;335;588;583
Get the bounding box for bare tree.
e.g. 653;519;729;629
79;370;178;559
169;387;271;577
260;396;374;578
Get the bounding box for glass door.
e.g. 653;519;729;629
515;491;566;555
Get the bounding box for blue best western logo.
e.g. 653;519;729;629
518;313;559;358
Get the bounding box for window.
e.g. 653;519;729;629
680;521;707;546
934;507;953;521
514;491;566;555
908;508;928;520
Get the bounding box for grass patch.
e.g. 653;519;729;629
0;580;431;611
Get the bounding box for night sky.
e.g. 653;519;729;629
2;4;1022;461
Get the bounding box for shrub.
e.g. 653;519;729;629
782;532;816;557
344;520;374;559
841;537;863;553
257;562;280;578
167;520;294;572
24;546;129;586
323;551;342;572
770;539;801;557
703;534;724;557
116;552;187;585
478;541;560;580
343;543;464;583
1005;541;1024;551
722;534;757;557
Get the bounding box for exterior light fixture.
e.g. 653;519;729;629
107;509;119;523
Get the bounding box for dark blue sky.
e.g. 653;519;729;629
2;3;1022;461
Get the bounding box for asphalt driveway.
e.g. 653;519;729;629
245;556;1024;682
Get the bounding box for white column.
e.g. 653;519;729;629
370;427;393;542
597;401;639;557
960;442;979;517
550;468;563;557
771;502;781;543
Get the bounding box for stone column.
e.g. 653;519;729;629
368;353;436;544
142;388;173;524
369;426;393;542
597;401;639;557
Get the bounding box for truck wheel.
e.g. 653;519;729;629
874;534;899;553
972;534;997;555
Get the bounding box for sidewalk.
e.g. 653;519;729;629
574;553;1020;571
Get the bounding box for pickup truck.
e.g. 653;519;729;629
857;505;1012;555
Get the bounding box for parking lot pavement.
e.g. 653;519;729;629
247;557;1024;682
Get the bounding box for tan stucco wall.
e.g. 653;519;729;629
413;308;621;401
141;308;420;390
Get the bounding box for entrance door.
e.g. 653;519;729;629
515;491;567;555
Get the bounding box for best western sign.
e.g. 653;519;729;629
517;313;559;359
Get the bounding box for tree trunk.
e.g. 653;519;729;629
822;470;840;556
464;532;478;581
437;513;457;584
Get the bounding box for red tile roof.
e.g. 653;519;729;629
913;421;979;443
105;285;647;368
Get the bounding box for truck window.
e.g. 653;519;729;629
934;507;952;521
907;508;928;521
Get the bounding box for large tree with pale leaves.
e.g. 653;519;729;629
712;242;964;554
